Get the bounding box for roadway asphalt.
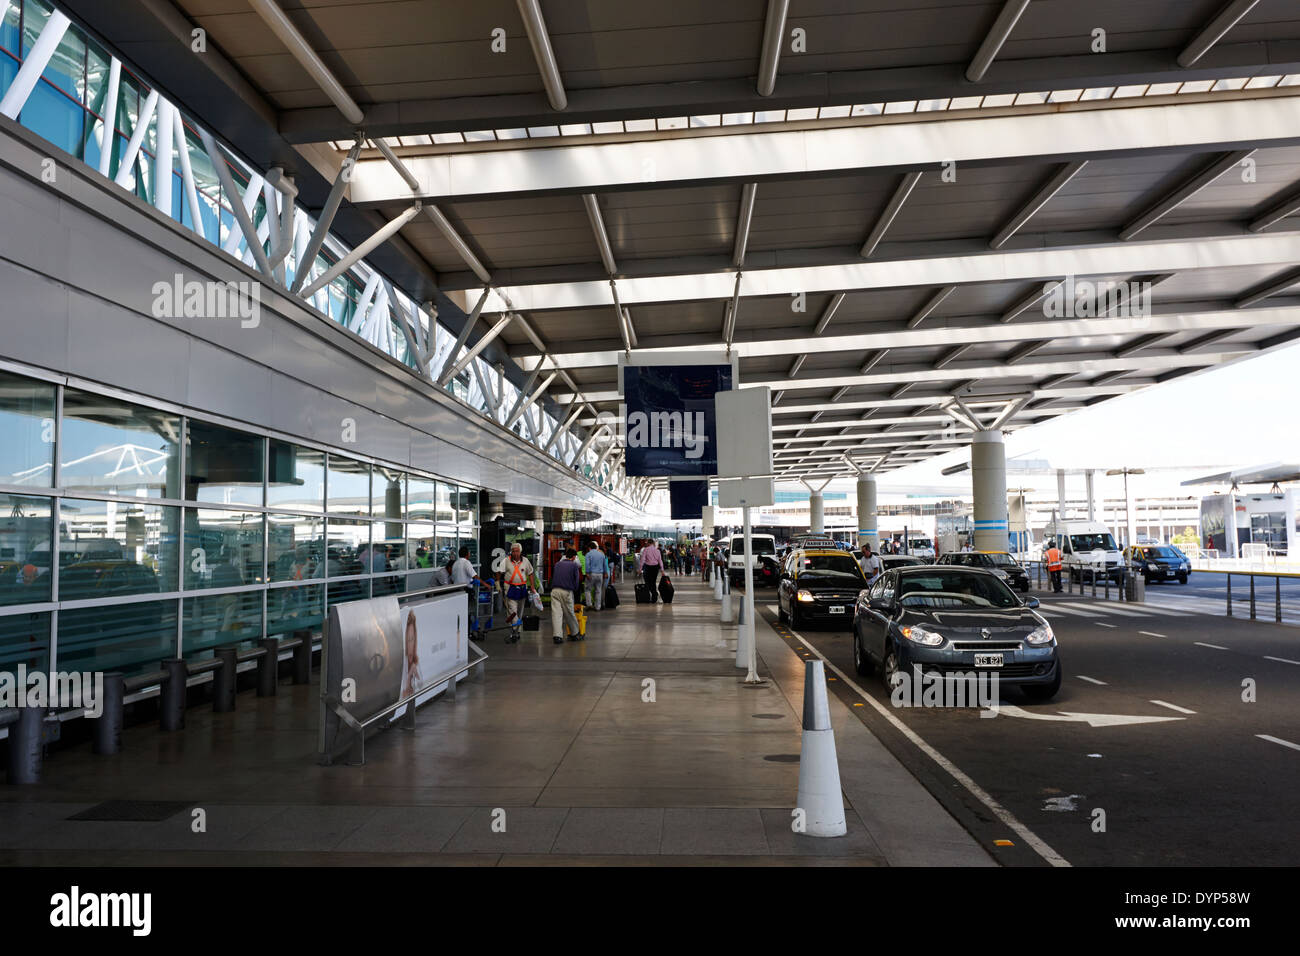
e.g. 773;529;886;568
754;585;1300;866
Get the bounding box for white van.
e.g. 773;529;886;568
727;533;777;586
906;537;936;559
1043;520;1124;582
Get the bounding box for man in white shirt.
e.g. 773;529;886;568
498;543;538;644
859;544;882;583
450;546;476;586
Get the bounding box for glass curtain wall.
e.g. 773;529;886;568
0;368;484;684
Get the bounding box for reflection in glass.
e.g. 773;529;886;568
268;583;323;639
61;389;181;499
370;521;408;571
407;474;436;522
58;598;178;676
267;514;324;583
183;510;265;589
0;371;55;487
0;494;53;605
0;611;51;679
185;420;264;506
267;440;324;512
58;498;179;598
321;517;367;579
327;455;370;517
184;590;261;657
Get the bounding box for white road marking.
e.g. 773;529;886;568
1194;642;1228;650
996;704;1183;727
1257;734;1300;752
1138;631;1167;638
1263;656;1300;666
1076;675;1107;685
1096;622;1118;628
786;627;1071;868
1150;699;1197;715
1040;605;1095;618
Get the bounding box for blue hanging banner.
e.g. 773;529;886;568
619;358;734;477
669;479;710;519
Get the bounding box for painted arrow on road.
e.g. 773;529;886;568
989;704;1185;727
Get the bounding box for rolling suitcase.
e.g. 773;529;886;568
634;583;652;604
605;584;620;609
658;575;675;604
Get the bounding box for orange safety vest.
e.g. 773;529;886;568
504;560;530;587
1045;548;1062;572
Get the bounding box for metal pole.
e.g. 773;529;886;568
6;706;44;784
1226;573;1232;616
160;658;188;731
258;638;279;696
1249;574;1256;620
1277;576;1283;623
93;673;125;755
293;630;312;684
213;646;239;712
743;505;761;684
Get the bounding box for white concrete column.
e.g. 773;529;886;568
856;476;878;551
809;491;825;533
1085;469;1096;520
1056;468;1067;521
971;430;1009;552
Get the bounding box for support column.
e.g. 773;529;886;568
971;430;1009;552
1085;469;1097;520
856;476;878;551
808;491;825;533
1056;468;1067;521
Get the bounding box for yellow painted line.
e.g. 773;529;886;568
994;839;1015;847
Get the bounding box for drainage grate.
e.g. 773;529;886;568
68;800;193;822
751;713;785;719
763;754;800;763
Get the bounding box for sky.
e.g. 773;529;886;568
817;339;1300;503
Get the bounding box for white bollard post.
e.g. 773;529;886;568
796;659;847;837
715;565;724;600
721;586;734;623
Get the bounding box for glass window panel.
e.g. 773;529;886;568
457;485;478;527
327;578;367;606
0;371;55;487
58;498;179;598
185;420;264;506
183;590;261;658
371;573;405;597
0;494;53;605
182;510;264;589
267;440;324;512
58;597;178;676
1;1;19;58
61;389;181;499
0;610;51;679
267;514;324;583
268;583;323;639
39;10;84;101
435;527;457;569
407;475;436;522
373;465;405;522
323;517;368;578
370;521;406;571
20;76;83;157
327;455;370;517
435;480;454;523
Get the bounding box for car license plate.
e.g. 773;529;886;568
828;606;845;614
1164;569;1173;576
974;654;1003;667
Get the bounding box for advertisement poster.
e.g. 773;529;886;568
394;590;469;717
669;479;709;519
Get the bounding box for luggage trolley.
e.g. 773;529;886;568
470;578;494;642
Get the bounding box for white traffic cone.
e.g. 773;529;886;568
796;659;847;837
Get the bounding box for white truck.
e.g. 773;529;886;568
1042;519;1125;583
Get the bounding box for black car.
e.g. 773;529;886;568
777;549;868;628
937;551;1030;592
880;554;927;572
852;566;1061;700
1126;545;1191;584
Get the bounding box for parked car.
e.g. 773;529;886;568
880;554;928;573
852;566;1060;700
937;551;1030;592
1124;545;1191;584
777;548;868;628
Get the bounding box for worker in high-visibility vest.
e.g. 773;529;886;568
1045;540;1063;593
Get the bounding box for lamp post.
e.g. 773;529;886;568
1105;468;1145;548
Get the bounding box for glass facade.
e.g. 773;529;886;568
0;368;484;680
